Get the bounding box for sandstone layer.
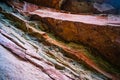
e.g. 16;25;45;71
30;9;120;68
0;1;120;80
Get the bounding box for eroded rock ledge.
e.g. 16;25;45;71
0;1;120;80
31;9;120;67
0;7;109;80
27;5;120;68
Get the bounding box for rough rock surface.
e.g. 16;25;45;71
62;0;120;14
61;0;96;13
21;0;96;13
0;1;120;80
0;11;109;80
0;1;111;80
23;0;66;9
0;24;71;80
6;0;120;14
30;9;120;68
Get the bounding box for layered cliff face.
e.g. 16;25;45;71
31;12;120;67
19;0;120;68
0;0;120;80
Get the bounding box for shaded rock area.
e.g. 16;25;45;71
12;0;120;14
0;0;120;80
22;0;66;9
61;0;96;13
63;0;120;14
62;0;120;14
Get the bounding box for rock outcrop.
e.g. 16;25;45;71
6;1;120;68
0;7;111;80
0;2;110;80
0;1;120;80
29;9;120;68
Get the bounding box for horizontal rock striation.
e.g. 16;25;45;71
29;9;120;68
0;1;120;80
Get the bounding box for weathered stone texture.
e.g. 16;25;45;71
24;0;66;9
30;9;120;68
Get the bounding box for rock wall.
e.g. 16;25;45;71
0;3;111;79
30;9;120;68
0;1;120;80
61;0;96;13
23;0;66;9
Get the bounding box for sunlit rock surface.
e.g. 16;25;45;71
0;0;120;80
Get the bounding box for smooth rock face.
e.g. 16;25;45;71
0;46;52;80
30;9;120;68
